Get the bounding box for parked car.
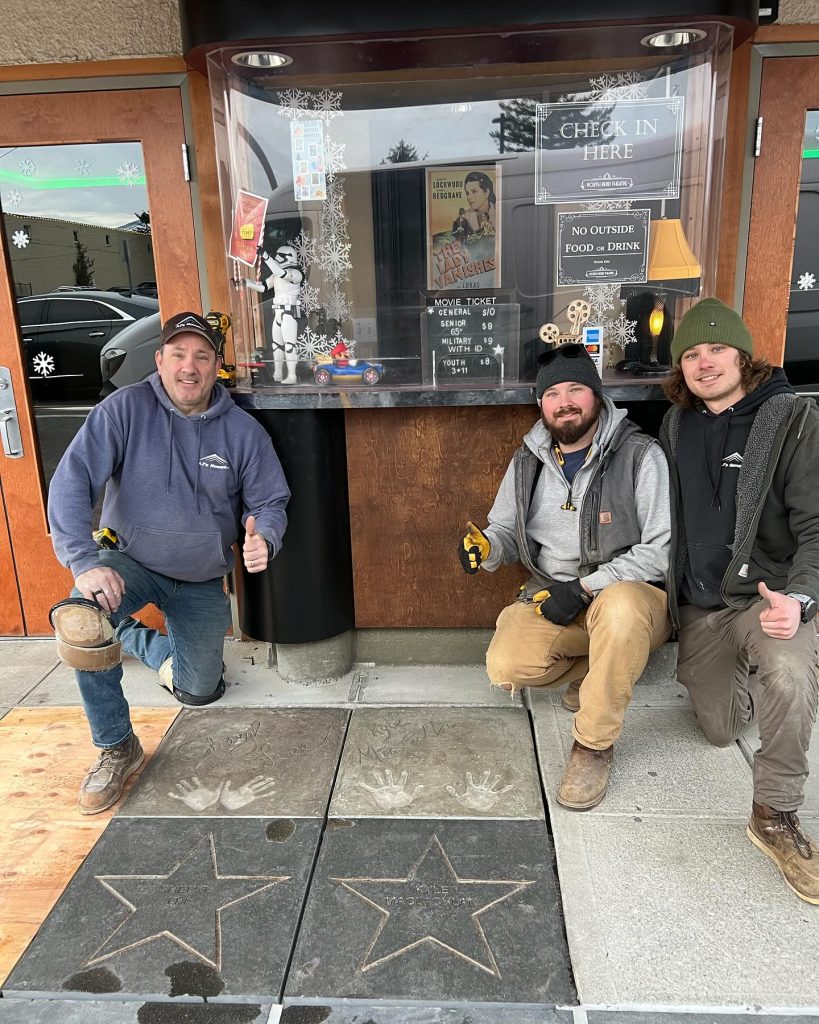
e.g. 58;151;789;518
99;312;161;394
100;311;237;393
18;291;158;400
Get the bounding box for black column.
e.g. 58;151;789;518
238;408;354;645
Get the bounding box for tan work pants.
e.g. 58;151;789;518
486;581;670;749
677;602;818;811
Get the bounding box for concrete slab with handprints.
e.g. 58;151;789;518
328;707;543;819
121;708;348;818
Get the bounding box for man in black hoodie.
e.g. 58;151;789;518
660;298;818;904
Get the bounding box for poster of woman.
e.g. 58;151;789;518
426;164;502;291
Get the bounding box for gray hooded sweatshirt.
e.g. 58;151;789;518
482;397;671;594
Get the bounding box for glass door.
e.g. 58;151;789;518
0;88;201;634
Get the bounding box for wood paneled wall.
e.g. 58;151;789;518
346;405;539;627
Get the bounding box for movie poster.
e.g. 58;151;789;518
426;164;502;291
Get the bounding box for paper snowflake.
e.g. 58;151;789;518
6;188;23;208
313;90;343;121
296;325;332;362
797;271;816;291
607;312;638;347
589;71;648;101
324;288;353;323
11;230;29;249
317;234;352;281
116;161;141;187
584;285;621;323
324;139;347;178
296;283;320;314
277;89;313;119
19;158;35;177
32;352;55;376
75;158;91;177
289;229;318;267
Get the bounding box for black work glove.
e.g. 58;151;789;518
533;579;591;626
458;521;491;574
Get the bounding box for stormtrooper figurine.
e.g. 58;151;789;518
257;243;304;384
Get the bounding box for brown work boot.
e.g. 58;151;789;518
557;740;613;810
747;802;819;904
561;682;581;712
78;733;143;815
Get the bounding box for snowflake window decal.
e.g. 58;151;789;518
324;139;347;179
6;188;23;209
75;158;91;177
116;161;141;188
583;285;621;323
295;325;332;362
608;312;638;347
288;229;318;268
324;288;353;323
11;230;29;249
589;71;649;102
797;271;816;291
276;88;313;119
317;234;352;282
19;158;35;177
313;90;343;122
298;283;322;314
32;352;55;377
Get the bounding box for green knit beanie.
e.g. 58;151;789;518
670;298;754;365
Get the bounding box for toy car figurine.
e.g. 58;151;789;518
313;356;384;386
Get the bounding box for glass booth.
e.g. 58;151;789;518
206;23;732;393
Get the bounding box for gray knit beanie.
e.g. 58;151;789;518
535;343;603;401
670;298;753;365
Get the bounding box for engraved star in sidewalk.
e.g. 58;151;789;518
86;833;288;970
332;834;533;977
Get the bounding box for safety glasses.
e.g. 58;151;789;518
537;342;587;366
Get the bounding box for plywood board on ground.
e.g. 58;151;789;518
0;706;178;985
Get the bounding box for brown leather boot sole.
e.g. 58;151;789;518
561;683;581;713
557;741;613;811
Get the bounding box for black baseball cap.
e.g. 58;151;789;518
159;312;219;352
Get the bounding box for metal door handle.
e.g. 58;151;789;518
88;331;105;337
0;367;23;458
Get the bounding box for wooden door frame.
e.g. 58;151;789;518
0;84;202;633
740;47;819;365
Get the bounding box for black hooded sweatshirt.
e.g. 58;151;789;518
677;368;794;608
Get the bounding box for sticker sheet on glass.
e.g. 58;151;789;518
121;708;348;818
291;120;327;202
329;707;543;819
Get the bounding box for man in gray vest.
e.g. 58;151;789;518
459;344;671;810
660;297;818;904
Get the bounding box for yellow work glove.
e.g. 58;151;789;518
459;521;491;574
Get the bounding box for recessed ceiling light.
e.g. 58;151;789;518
640;28;707;48
231;51;293;69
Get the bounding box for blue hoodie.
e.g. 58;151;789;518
48;373;290;582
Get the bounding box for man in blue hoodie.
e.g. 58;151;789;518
48;311;290;814
660;298;819;904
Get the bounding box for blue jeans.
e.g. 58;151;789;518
72;550;231;748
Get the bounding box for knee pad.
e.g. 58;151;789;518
49;598;122;672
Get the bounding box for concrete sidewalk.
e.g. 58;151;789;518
0;637;817;1022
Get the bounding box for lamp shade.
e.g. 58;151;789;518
647;218;701;281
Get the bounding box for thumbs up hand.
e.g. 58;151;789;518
243;514;269;574
757;581;800;640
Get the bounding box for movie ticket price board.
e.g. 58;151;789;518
557;209;649;285
421;294;520;386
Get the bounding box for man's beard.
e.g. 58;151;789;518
542;396;601;445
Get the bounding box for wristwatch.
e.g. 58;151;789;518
787;592;818;623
